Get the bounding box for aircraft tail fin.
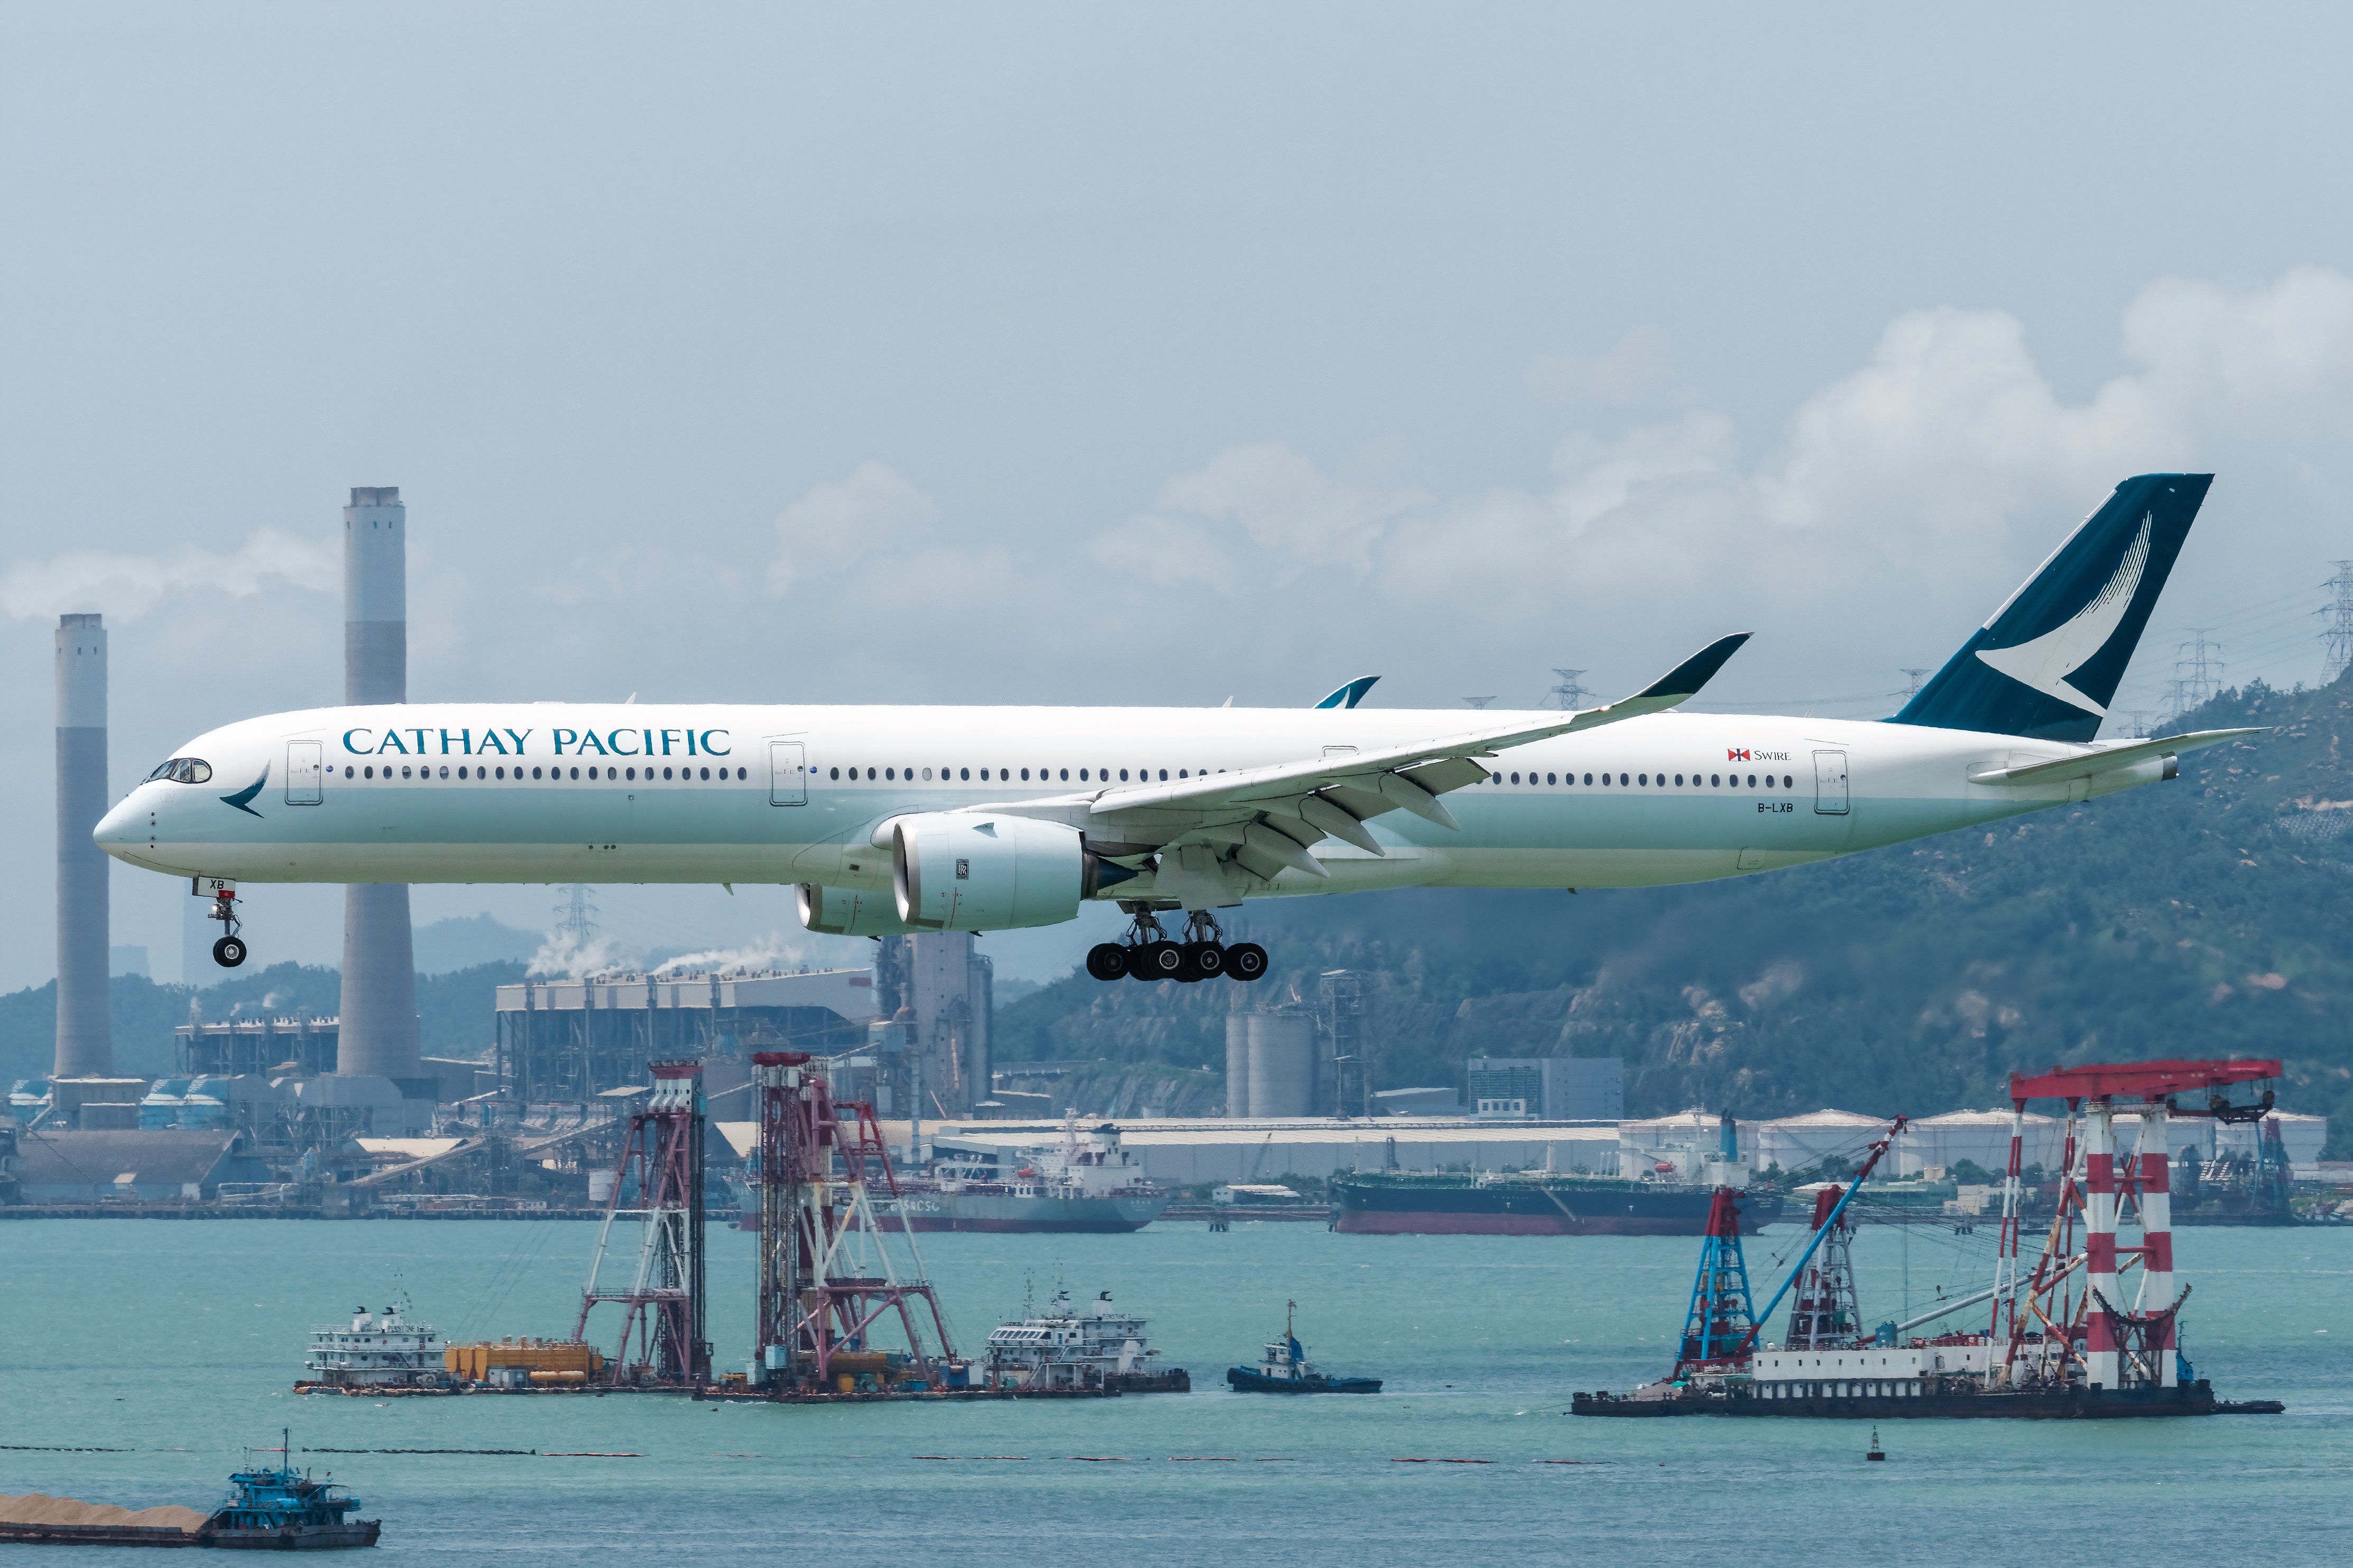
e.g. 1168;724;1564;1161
1890;474;2212;741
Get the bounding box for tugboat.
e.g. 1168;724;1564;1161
1226;1303;1381;1394
200;1432;380;1550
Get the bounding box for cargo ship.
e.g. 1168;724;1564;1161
1331;1170;1785;1236
735;1121;1169;1233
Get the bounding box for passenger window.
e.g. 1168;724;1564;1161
1080;769;1090;781
1674;774;1683;786
1021;768;1030;781
532;767;543;779
829;767;839;780
922;767;934;781
1748;773;1757;787
1510;772;1520;784
1177;769;1187;778
885;767;895;780
1119;769;1129;781
1491;772;1501;784
1159;769;1168;781
1711;774;1721;787
1061;768;1070;781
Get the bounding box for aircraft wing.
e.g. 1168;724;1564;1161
1966;727;2260;786
1006;634;1747;885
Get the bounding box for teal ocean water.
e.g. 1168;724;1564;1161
3;1219;2349;1564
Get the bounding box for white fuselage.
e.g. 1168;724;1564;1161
95;703;2162;910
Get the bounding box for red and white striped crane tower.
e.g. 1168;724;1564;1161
1995;1057;2279;1391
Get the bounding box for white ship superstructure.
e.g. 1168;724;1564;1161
982;1289;1186;1391
303;1298;446;1387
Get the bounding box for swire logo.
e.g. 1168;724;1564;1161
1727;748;1751;761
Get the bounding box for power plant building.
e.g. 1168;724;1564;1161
1465;1056;1624;1120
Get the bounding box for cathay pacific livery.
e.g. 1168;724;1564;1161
99;474;2253;984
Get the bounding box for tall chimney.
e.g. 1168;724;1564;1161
337;487;420;1081
54;613;111;1079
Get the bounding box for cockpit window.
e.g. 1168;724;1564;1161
148;757;213;784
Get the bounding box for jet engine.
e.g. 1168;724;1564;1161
890;813;1098;932
796;883;926;937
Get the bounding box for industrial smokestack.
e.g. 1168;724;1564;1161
337;486;420;1082
54;613;111;1079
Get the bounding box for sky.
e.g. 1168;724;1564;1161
5;3;2353;994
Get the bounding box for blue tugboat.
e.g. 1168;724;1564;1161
201;1431;380;1550
1226;1303;1381;1394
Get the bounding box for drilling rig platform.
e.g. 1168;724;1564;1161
1574;1061;2288;1420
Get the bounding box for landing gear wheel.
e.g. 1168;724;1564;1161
1173;944;1207;982
1085;942;1130;982
213;935;248;969
1224;942;1268;982
1182;941;1225;980
1130;940;1183;981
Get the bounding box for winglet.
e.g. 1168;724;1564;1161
1634;634;1751;703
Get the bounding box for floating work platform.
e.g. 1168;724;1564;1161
1572;1380;2283;1419
695;1385;1120;1404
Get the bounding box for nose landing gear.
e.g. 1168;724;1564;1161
204;884;247;968
1086;908;1266;985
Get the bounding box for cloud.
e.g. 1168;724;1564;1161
1084;268;2353;693
0;529;337;623
767;460;943;593
1523;326;1694;411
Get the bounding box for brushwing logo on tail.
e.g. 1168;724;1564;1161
1973;513;2153;718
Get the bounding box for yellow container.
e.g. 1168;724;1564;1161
445;1338;606;1381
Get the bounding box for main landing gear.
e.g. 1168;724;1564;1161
207;885;247;968
1087;909;1267;985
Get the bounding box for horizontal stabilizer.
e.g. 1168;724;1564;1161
1967;728;2259;786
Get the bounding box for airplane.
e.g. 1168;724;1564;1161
99;473;2255;985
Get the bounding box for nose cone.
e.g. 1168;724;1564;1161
94;790;146;857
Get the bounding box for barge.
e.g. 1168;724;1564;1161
1575;1060;2289;1422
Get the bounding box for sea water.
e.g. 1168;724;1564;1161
2;1219;2348;1564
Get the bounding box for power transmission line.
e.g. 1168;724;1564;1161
1461;695;1496;709
1898;668;1931;699
2321;562;2353;685
1547;668;1593;711
2170;632;2225;723
555;884;599;946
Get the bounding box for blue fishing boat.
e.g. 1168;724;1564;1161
201;1431;380;1550
1226;1303;1381;1394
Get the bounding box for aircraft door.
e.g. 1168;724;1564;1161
285;740;324;805
769;739;807;806
1813;749;1849;815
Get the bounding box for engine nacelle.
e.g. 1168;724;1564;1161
891;813;1091;932
797;883;926;937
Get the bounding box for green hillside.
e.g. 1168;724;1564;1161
996;676;2353;1154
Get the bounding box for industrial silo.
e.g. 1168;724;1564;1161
1247;1009;1316;1119
1224;1012;1251;1118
